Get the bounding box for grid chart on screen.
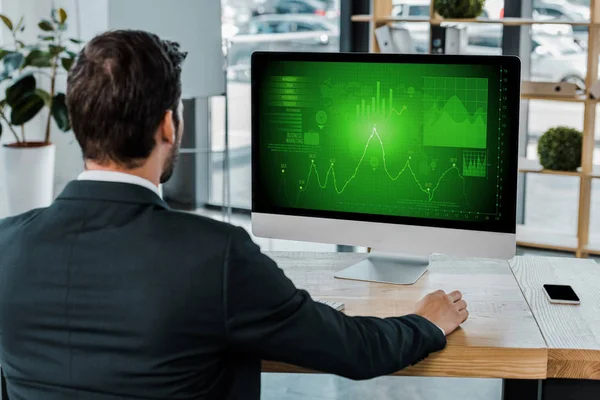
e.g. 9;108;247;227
463;149;487;178
422;77;489;149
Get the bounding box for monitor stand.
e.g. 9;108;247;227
334;251;429;285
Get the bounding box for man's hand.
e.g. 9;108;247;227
414;290;469;336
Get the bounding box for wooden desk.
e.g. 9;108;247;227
510;256;600;399
263;252;547;380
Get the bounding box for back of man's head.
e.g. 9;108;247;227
66;30;187;169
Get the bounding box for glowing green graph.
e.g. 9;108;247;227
257;61;504;221
282;127;466;207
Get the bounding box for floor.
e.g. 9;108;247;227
193;208;592;400
261;374;502;400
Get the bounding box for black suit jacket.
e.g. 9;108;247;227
0;181;446;399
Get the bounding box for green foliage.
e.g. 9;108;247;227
60;57;74;71
23;50;53;68
538;126;583;171
434;0;486;18
51;93;70;131
10;92;45;125
0;15;13;31
34;88;51;106
0;8;83;144
38;20;54;32
6;74;35;106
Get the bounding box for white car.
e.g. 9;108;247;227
468;32;590;86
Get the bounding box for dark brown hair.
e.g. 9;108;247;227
66;30;187;167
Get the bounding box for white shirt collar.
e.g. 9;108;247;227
78;170;162;198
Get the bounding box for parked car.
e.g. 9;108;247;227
253;0;337;17
468;28;591;86
392;0;430;18
533;0;590;42
391;17;574;57
228;14;339;81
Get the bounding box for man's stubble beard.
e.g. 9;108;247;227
160;142;180;184
160;117;182;184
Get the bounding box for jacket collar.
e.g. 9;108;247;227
57;180;169;209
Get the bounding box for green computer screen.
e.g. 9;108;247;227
253;54;518;232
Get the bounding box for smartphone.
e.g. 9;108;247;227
543;284;580;305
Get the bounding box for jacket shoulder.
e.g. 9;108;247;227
157;209;237;239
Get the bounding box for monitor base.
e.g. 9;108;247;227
334;253;429;285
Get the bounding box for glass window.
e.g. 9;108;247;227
524;175;580;236
588;181;600;247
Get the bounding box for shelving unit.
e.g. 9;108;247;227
357;0;600;256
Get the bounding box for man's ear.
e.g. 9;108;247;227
159;110;176;144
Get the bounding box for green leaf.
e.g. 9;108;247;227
38;20;54;32
38;35;55;41
66;50;78;58
0;49;11;61
23;50;52;68
61;57;74;71
49;45;66;56
58;8;67;24
2;52;24;75
51;93;70;131
10;92;45;125
6;74;36;106
0;15;13;31
34;88;51;106
69;38;83;44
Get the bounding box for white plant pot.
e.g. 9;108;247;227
1;143;56;216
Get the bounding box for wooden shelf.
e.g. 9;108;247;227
431;17;592;26
351;14;593;26
520;93;591;103
517;225;579;252
351;15;430;22
518;157;583;177
351;15;374;22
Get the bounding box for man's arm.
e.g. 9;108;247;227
223;227;449;380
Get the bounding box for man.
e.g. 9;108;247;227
0;30;468;399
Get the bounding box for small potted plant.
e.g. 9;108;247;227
434;0;486;19
537;126;583;171
0;8;81;215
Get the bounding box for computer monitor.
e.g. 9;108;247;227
251;52;520;284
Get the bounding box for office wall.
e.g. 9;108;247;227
107;0;224;99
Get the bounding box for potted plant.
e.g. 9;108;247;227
0;8;81;215
538;126;583;172
434;0;486;19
